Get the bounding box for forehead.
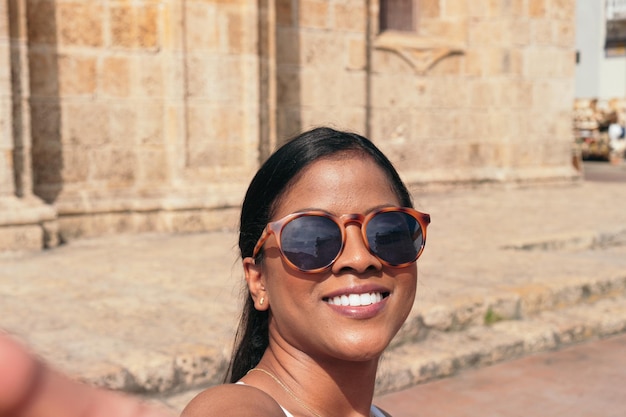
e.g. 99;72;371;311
273;155;400;218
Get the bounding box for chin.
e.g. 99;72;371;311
330;338;393;363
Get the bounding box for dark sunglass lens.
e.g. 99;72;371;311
366;211;423;265
280;215;342;271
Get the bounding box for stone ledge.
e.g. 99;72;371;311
392;274;626;345
0;196;58;250
376;295;626;395
154;294;626;413
70;277;626;401
0;195;57;226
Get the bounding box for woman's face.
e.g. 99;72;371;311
257;154;417;363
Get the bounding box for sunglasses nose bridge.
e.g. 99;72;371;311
338;213;366;228
330;213;382;272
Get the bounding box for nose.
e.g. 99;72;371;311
331;224;382;274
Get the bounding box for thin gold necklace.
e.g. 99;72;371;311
247;367;324;417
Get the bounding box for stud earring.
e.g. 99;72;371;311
259;297;265;306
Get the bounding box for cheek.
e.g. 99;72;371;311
264;263;319;307
394;267;418;312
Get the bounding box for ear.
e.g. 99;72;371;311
243;257;269;311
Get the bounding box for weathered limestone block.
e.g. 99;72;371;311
476;47;512;76
299;0;329;29
57;2;103;47
62;102;110;147
226;11;246;54
137;56;164;97
184;3;218;50
111;4;159;49
529;0;547;17
111;5;134;48
109;104;139;146
333;3;366;32
0;43;9;86
58;54;97;96
548;0;576;20
469;21;513;46
527;48;563;78
347;38;366;70
138;150;168;183
137;102;165;146
136;5;159;49
0;99;11;149
91;148;136;186
444;0;468;17
421;0;441;18
300;31;344;65
531;19;553;45
102;57;131;98
554;20;576;47
0;224;41;250
421;19;467;44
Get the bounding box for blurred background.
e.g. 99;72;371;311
3;0;613;251
2;2;626;414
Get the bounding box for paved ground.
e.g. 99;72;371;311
583;159;626;182
375;333;626;417
1;163;626;413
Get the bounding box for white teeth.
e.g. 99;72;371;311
360;293;371;305
327;292;384;307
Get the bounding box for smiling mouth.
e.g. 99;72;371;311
324;292;390;307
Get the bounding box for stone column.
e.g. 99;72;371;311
0;0;57;251
0;0;15;199
258;0;277;161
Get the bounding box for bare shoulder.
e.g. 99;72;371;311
181;384;286;417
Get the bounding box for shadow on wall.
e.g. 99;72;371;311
24;0;63;204
274;0;301;150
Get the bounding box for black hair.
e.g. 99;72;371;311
224;127;413;382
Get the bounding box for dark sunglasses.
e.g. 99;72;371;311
252;207;430;273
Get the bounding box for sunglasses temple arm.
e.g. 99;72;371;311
252;228;271;258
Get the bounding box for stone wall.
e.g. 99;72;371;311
304;0;575;184
274;0;369;138
20;0;260;244
273;0;578;185
0;0;580;251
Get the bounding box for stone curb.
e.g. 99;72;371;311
154;292;626;413
376;294;626;395
74;274;626;398
393;274;626;346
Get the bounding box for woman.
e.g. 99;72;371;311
1;127;429;417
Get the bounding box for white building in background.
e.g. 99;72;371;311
576;0;626;99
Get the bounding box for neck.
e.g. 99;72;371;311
247;343;380;417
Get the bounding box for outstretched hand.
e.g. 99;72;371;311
0;332;175;417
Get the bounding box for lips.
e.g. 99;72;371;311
325;292;388;307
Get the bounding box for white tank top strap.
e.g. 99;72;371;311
371;404;389;417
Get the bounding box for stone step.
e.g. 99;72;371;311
151;293;626;413
392;274;626;348
376;294;626;396
80;274;626;401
